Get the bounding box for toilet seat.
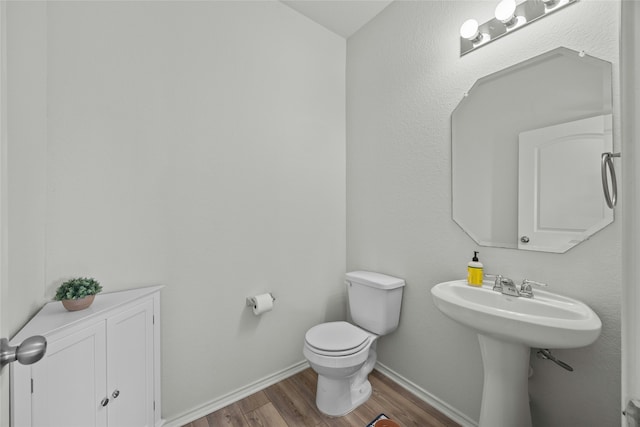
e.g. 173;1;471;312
305;321;372;357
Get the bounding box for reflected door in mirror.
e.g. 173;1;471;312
518;115;613;252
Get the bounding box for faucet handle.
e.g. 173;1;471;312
484;274;504;291
521;279;548;288
520;279;547;298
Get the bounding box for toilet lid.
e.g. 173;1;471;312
305;321;370;354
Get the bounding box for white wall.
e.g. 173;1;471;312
6;1;345;422
4;4;48;425
6;1;48;338
347;1;621;426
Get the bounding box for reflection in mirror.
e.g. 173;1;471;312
518;114;613;252
452;47;613;253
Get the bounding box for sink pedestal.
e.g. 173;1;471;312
478;334;532;427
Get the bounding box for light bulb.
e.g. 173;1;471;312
460;19;482;43
495;0;517;26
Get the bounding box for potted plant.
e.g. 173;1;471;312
54;277;103;312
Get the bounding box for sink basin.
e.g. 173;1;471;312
431;279;602;427
431;279;601;348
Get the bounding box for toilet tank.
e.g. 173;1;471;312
346;271;405;335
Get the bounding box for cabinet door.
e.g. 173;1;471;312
31;322;107;427
106;299;154;427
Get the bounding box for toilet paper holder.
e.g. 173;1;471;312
246;293;275;308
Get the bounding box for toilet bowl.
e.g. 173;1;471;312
302;271;405;417
303;321;378;417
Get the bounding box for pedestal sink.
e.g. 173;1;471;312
431;279;601;427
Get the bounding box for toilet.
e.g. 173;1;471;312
303;271;405;417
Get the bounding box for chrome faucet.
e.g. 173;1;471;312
492;275;520;297
487;275;548;298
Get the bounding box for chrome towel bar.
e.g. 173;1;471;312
601;152;620;209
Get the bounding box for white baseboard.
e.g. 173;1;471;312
163;360;310;427
374;362;478;427
164;360;476;427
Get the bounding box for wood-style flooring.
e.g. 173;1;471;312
182;368;461;427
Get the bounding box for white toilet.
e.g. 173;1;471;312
303;271;405;417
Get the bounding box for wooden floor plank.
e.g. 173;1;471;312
183;368;459;427
205;401;250;427
360;389;391;418
263;377;326;426
189;417;210;427
237;390;270;414
322;415;360;426
330;410;372;426
245;402;289;427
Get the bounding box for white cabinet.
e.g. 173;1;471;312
10;286;163;427
31;321;107;427
106;300;155;427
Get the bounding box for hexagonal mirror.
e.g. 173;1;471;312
452;47;614;253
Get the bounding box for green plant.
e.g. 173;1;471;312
54;277;103;301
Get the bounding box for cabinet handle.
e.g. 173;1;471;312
112;389;120;399
100;397;109;407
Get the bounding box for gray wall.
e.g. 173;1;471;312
6;1;346;422
347;1;621;426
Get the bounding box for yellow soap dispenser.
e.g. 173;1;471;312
467;251;483;286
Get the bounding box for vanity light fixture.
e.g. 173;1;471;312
460;0;578;56
459;19;484;44
494;0;519;28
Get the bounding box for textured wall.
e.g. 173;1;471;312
6;1;345;422
347;1;621;425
